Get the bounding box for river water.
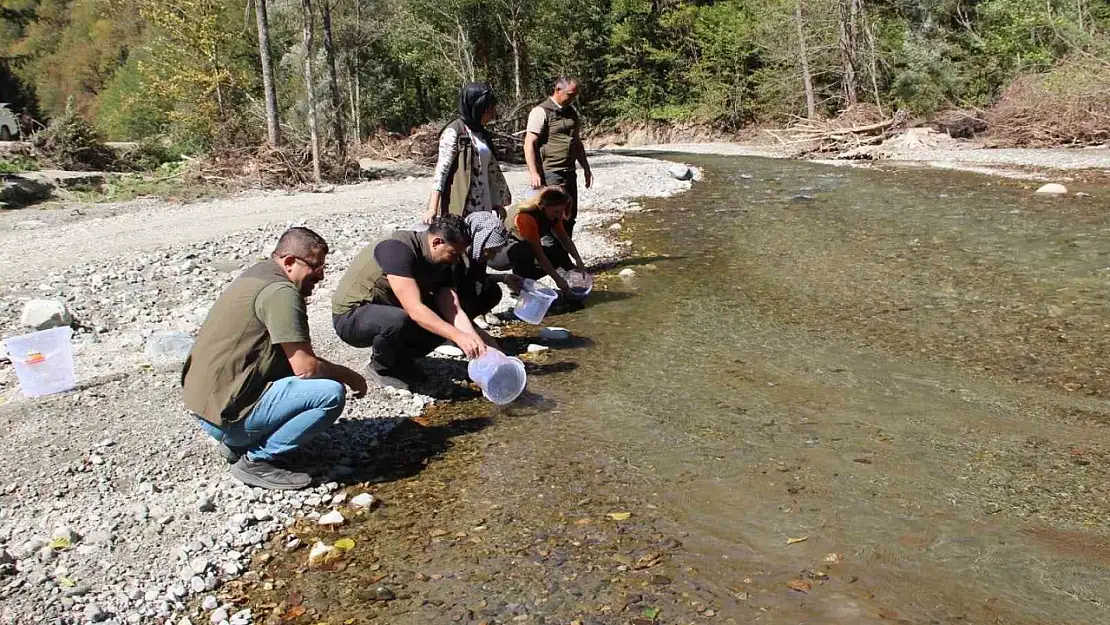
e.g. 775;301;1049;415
528;154;1110;623
252;154;1110;625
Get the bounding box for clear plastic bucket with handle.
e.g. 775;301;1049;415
4;326;76;397
561;269;594;300
513;279;558;324
467;348;527;404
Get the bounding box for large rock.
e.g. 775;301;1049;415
20;299;72;330
145;331;194;363
0;175;53;208
667;164;693;181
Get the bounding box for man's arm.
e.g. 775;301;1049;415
435;287;493;353
281;342;368;398
387;275;485;358
574;132;592;188
524;132;543;189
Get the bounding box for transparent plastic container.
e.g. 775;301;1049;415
467;348;527;404
561;269;594;300
4;326;76;397
513;279;558;324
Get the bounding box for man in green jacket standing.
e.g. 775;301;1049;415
183;227;367;490
524;76;593;237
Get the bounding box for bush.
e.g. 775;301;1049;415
986;57;1110;147
31;99;117;171
119;137;187;172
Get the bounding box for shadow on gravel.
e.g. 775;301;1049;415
330;414;493;486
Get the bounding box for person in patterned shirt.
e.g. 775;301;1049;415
423;83;512;223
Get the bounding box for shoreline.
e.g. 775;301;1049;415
603;140;1110;186
0;154;696;625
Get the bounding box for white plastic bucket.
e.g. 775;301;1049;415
4;326;76;397
513;279;558;324
467;348;527;405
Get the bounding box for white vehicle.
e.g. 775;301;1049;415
0;104;19;141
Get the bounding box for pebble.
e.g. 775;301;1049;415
618;268;637;279
434;344;465;358
197;498;216;513
201;596;219;611
189;557;210;575
1035;182;1068;195
307;542;338;566
526;344;549;354
190;576;206;593
609;222;622;231
330;492;347;506
51;526;82;545
538;327;571;340
251;508;272;522
209;608;228;625
317;510;345;526
83;603;107;623
350;493;376;509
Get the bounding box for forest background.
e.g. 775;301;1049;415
1;0;1107;172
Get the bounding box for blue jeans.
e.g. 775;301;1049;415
198;377;346;462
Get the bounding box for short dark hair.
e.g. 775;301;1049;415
427;214;471;247
555;76;579;91
272;226;329;259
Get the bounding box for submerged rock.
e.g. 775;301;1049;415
1035;183;1068;195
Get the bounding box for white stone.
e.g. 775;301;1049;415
434;344;465;358
20;299;72;330
526;344;549;354
330;492;347;506
538;327;571;341
1035;183;1068;195
618;268;638;279
201;596;219;611
209;608;228;625
251;508;272;522
350;493;376;509
317;510;345;526
189;557;210;575
307;541;338;566
51;526;82;545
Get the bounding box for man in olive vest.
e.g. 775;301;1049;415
183;227;367;490
332;215;490;390
525;76;593;237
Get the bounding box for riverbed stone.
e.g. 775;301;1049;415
667;164;694;181
20;299;72;330
1035;183;1068;195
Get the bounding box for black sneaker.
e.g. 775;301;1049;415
229;457;312;490
365;359;427;391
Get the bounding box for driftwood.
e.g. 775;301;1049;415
767;108;911;158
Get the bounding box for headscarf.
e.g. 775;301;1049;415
458;82;497;145
465;210;510;262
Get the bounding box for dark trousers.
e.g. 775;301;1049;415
489;238;573;281
333;305;443;370
544;169;577;238
458;278;504;319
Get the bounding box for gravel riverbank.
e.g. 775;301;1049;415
0;154;695;625
612;141;1110;181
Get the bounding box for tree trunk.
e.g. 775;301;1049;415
255;0;281;146
863;6;883;114
794;0;816;118
838;0;859;107
351;0;362;141
511;35;523;101
302;0;322;184
320;0;345;158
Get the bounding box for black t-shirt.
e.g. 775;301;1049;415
373;237;454;304
374;239;420;278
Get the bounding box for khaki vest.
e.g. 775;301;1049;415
331;230;452;315
437;119;511;217
181;261;297;427
538;99;580;174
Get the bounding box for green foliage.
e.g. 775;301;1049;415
0;154;39;173
31;98;117;170
6;0;1110;144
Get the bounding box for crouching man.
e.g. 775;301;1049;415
331;215;491;390
182;227;367;490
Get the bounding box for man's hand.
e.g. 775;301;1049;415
420;207;438;224
584;168;594;189
555;277;573;294
493;205;507;221
455;332;487;359
345;371;368;399
503;274;524;293
529;171;543;189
